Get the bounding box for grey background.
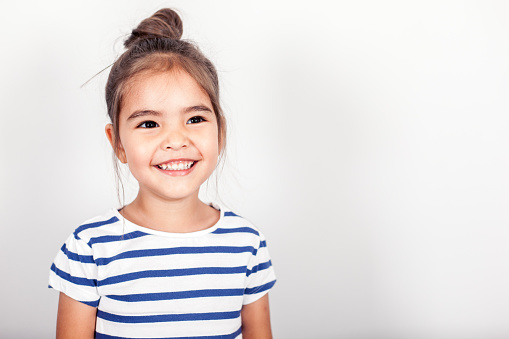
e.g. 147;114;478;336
1;1;508;338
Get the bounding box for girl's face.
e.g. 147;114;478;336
107;69;220;203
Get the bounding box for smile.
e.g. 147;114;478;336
156;160;196;171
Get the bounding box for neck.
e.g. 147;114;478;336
120;192;219;233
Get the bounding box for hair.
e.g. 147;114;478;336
105;8;226;204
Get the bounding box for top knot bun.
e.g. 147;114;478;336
124;8;183;49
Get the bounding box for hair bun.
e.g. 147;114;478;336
124;8;183;49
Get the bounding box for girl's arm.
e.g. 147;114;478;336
241;293;273;339
56;292;97;339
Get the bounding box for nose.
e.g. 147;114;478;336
160;124;188;150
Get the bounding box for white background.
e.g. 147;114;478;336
1;1;508;338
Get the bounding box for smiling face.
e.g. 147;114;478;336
107;69;220;203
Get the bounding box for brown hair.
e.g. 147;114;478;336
106;8;226;158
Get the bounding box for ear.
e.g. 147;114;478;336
105;124;127;164
218;126;226;155
218;136;224;155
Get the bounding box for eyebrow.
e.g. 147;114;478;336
126;105;213;120
183;105;214;114
127;110;161;120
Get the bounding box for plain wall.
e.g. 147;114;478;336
1;1;508;338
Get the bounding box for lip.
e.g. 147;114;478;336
154;158;198;176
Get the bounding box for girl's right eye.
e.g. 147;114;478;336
137;121;159;128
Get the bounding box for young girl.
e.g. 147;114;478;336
49;8;276;339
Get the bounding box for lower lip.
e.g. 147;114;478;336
155;162;197;176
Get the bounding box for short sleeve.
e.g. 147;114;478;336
48;233;100;307
243;231;277;305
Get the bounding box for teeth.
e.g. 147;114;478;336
157;161;194;171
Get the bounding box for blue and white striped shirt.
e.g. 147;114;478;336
49;208;276;338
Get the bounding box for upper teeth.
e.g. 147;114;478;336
158;161;194;170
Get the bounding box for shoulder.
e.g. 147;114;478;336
71;209;122;245
218;210;260;233
213;210;268;246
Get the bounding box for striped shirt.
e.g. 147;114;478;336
49;208;276;339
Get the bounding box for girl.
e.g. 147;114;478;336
49;8;276;339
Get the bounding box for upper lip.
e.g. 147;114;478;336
154;158;198;166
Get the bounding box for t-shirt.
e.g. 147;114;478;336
49;207;276;339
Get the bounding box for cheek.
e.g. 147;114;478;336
119;135;151;164
192;125;219;150
203;129;220;156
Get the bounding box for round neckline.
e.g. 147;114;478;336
111;203;223;238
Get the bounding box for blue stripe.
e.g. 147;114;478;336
245;280;276;295
74;216;119;236
97;309;240;323
246;260;272;277
88;231;148;247
96;246;255;266
48;284;99;307
98;266;247;286
260;240;267;248
50;263;97;287
95;326;242;339
213;227;259;236
106;288;244;302
81;299;100;307
224;211;239;217
73;231;86;242
60;244;95;264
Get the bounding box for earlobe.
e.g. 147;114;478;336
105;124;127;164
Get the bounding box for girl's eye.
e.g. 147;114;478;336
187;116;205;124
138;121;159;128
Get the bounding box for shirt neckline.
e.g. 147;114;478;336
111;203;223;238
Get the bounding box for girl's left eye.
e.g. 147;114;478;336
138;121;159;128
187;116;205;124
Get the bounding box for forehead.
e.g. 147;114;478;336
121;69;212;116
